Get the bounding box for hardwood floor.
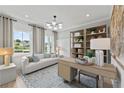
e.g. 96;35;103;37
0;75;26;88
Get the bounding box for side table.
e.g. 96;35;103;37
0;63;16;85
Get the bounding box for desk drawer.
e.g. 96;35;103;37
58;62;77;82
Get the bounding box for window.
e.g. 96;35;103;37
44;30;54;53
45;36;52;53
14;31;31;53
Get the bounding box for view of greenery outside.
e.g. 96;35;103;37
14;31;30;53
14;39;30;53
44;36;52;53
14;31;52;53
44;43;48;53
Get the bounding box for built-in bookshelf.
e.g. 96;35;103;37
70;30;84;58
70;25;109;63
86;25;107;62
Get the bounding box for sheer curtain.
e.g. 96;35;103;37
44;30;58;54
32;25;45;54
0;16;14;64
53;31;58;53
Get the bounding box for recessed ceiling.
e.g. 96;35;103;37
0;5;113;31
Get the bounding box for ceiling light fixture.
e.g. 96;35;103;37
25;14;29;18
46;15;63;31
86;14;90;17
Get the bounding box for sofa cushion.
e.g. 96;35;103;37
51;53;57;58
27;55;40;62
21;56;59;74
44;54;51;58
58;55;64;58
21;56;29;65
32;56;40;62
34;54;44;59
40;57;59;63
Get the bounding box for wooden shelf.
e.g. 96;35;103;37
86;41;90;42
73;42;83;44
73;35;84;38
73;47;84;49
70;24;109;63
86;32;106;36
86;47;90;48
72;53;84;55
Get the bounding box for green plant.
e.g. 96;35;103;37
77;37;84;42
86;49;95;58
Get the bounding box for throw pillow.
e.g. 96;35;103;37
34;54;44;59
44;54;50;58
27;56;33;62
59;55;64;58
32;56;40;62
51;53;57;58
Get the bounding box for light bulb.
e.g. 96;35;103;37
52;21;56;26
46;23;51;27
59;26;62;29
54;27;58;30
86;14;90;17
25;14;29;18
48;26;52;29
58;24;63;29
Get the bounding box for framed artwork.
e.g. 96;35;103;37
110;5;124;68
110;6;124;57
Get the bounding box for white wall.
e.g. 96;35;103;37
57;19;110;57
57;31;70;57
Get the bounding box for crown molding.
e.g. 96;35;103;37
59;17;111;32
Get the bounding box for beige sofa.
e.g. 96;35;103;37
21;54;59;74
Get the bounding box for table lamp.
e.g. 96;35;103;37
90;38;110;66
0;48;13;66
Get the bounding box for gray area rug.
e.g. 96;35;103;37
19;64;96;88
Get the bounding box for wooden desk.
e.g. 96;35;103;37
58;57;117;87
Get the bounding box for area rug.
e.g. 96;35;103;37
19;64;96;88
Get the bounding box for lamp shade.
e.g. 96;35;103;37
90;38;110;50
0;48;13;56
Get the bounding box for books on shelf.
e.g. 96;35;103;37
70;25;108;63
78;49;83;53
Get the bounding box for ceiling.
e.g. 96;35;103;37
0;5;113;31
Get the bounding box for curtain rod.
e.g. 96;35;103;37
52;31;58;33
0;16;17;22
28;24;46;30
